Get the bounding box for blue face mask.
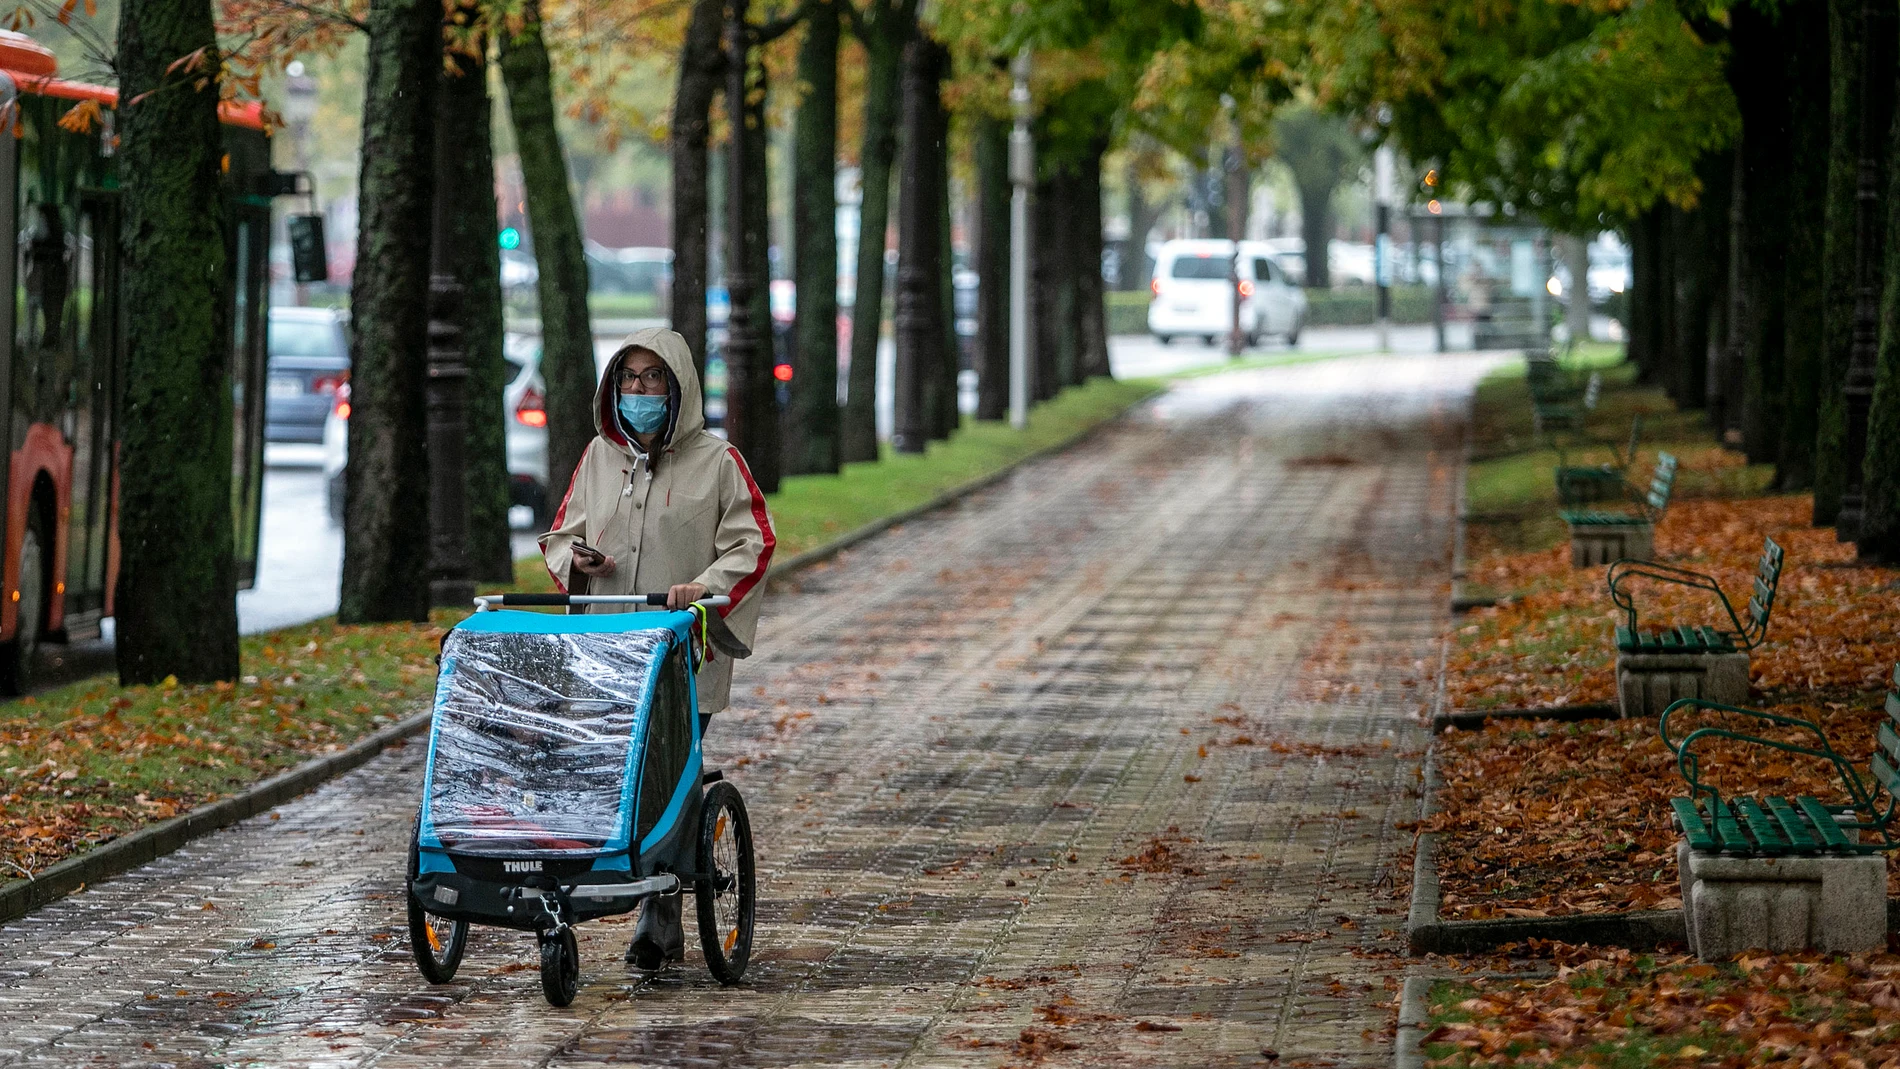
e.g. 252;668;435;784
618;393;668;435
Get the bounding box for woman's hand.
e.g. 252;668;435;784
573;550;617;577
667;582;709;610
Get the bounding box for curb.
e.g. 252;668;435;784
0;709;432;926
762;384;1164;584
1431;704;1618;733
0;383;1169;926
1394;976;1432;1069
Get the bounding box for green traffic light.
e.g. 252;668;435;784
499;227;521;250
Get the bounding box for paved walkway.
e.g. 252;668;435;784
0;353;1498;1067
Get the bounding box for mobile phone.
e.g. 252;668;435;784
571;540;605;562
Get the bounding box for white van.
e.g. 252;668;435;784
1148;239;1307;347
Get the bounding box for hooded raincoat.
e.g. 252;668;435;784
539;327;774;714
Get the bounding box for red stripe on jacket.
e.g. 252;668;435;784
545;460;585;593
723;446;775;617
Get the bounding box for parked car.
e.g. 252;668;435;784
1147;239;1307;348
265;307;350;444
323;333;551;527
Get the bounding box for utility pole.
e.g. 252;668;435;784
426;139;474;609
1374;143;1394;352
1007;50;1032;429
1223;95;1245;358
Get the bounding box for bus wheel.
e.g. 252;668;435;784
1;505;48;695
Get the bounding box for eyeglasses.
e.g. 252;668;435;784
616;367;669;389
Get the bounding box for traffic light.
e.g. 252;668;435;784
499;227;521;250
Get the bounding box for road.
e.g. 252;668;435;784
2;352;1499;1066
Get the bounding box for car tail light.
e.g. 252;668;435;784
773;363;793;382
1238;280;1255;298
1150;278;1161;296
333;382;351;421
312;373;347;396
516;385;548;427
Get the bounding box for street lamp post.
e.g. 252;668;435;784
1007;50;1032;430
1373;144;1394;352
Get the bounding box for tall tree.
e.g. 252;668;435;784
1779;0;1832;490
788;0;842;474
840;0;916;463
724;4;787;492
973;111;1010;420
1733;2;1796;465
115;0;239;680
1075;133;1112;378
670;0;726;378
437;20;512;583
1817;0;1896;524
1857;1;1900;558
1274;107;1359;289
339;0;440;624
499;0;594;508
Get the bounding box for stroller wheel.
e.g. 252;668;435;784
407;893;470;983
540;928;579;1007
694;781;756;985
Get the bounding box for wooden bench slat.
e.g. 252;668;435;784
1765;796;1823;852
1672;797;1717;852
1796;796;1856;851
1733;798;1789;854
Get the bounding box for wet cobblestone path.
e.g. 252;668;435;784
0;354;1497;1068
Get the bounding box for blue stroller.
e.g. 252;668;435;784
406;593;756;1006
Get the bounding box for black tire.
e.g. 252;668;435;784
408;893;470;983
1201;334;1219;348
406;825;469;983
0;503;49;696
539;928;579;1007
1154;333;1173;347
1286;316;1303;348
694;781;756;985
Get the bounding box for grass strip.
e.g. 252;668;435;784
0;374;1163;878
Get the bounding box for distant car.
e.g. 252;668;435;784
265;307;350;444
323;335;551;528
1147;239;1307;348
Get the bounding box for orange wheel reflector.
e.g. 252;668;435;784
714;815;727;840
724;927;738;952
425;923;443;952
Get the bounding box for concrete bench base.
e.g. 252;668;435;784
1677;842;1886;961
1617;649;1748;718
1570;523;1653;567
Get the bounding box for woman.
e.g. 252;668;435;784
540;326;774;969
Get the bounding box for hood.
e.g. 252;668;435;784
594;326;705;455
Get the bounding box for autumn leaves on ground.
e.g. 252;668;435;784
1423;357;1900;1067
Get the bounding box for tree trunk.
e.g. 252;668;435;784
1032;164;1063;399
1734;2;1797;464
436;29;511;583
1297;181;1332;289
974;114;1010;419
841;0;912;462
893;33;945;452
787;0;841;474
1857;0;1900;557
337;0;439;624
932;56;957;440
1123;147;1162;292
1077;139;1112;379
499;0;594;509
1562;234;1591;346
1780;0;1833;490
670;0;725;379
1670;202;1713;409
114;0;239;679
1713;147;1748;432
724;12;780;490
1625;215;1652;374
1819;0;1896;523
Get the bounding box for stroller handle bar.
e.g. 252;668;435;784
472;593;732;612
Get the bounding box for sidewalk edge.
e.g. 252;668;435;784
0;709;431;926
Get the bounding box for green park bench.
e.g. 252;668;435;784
1555;414;1644;506
1605;535;1782;717
1532;369;1602;435
1560;451;1675;567
1657;664;1898;959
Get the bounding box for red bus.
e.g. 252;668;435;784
0;31;274;691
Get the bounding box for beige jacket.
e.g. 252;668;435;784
539;327;774;714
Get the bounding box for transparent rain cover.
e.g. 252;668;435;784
426;626;668;856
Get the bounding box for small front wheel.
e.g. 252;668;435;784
694;781;756;985
540;928;579;1007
